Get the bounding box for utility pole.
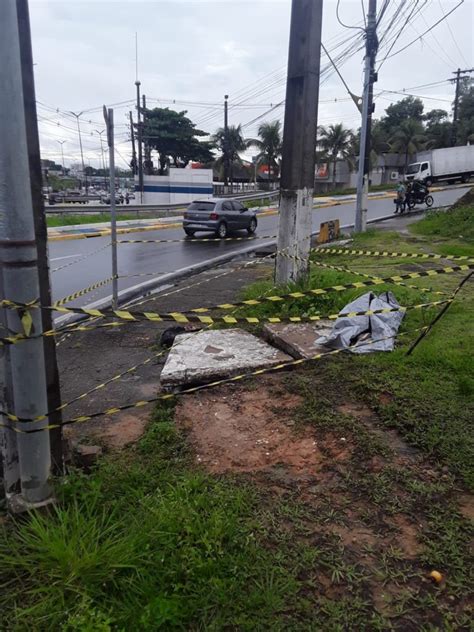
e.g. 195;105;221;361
451;67;474;146
129;111;137;176
135;80;144;203
103;107;119;309
95;130;108;192
355;0;378;233
275;0;323;284
142;94;152;175
69;110;88;195
1;0;53;505
57;140;66;175
223;94;229;193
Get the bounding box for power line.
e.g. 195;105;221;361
437;0;470;67
382;0;464;61
336;0;365;32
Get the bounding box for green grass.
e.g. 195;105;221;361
1;199;473;630
46;213;176;227
0;404;301;630
410;202;474;242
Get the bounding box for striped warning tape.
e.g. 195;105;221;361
0;299;448;342
39;298;452;325
51;241;112;273
308;259;448;295
313;247;474;263
0;326;430;430
1;263;470;326
53;276;114;307
0;348;167;423
118;234;278;244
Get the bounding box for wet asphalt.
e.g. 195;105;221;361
49;187;469;309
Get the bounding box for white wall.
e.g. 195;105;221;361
135;168;213;205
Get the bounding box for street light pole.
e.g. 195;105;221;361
69;110;87;194
103;107;118;309
57;140;66;175
95;129;108;192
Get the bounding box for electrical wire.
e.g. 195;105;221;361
336;0;366;32
437;0;470;67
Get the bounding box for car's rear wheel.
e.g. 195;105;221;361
247;218;257;235
216;222;228;238
184;229;195;237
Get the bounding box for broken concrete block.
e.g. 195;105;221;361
160;328;292;387
262;321;334;359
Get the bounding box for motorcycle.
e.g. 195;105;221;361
405;189;434;210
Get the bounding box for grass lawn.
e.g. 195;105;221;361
1;198;472;630
46;213;168;227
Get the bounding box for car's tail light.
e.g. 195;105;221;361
183;212;188;218
209;212;219;220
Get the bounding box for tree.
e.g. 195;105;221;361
248;120;282;182
317;123;355;184
141;108;214;175
424;109;452;149
380;96;424;137
456;80;474;145
213;124;249;185
390;119;426;171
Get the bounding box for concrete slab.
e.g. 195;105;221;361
160;328;292;387
262;321;334;359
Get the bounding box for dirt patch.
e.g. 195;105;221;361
176;379;353;474
391;514;422;558
456;493;474;521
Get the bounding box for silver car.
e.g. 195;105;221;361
182;198;258;238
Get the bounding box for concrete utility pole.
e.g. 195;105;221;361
135;80;144;203
1;0;52;505
355;0;378;233
451;67;474;146
129;110;137;176
103;107;119;309
275;0;323;284
57;140;66;175
223;94;229;192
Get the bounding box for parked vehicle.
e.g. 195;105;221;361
48;192;88;205
405;146;474;186
182;198;257;238
402;189;433;213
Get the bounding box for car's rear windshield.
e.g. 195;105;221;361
188;201;216;211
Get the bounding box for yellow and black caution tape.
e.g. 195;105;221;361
52;242;112;273
0;298;448;342
313;246;474;263
309;259;448;295
53;276;114;307
0;326;429;431
38;298;452;325
118;234;278;244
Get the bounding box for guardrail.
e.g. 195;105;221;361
45;190;280;215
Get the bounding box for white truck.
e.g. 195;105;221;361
405;146;474;186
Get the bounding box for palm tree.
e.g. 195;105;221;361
390;120;426;172
248;121;282;184
213;124;248;186
317;124;355;185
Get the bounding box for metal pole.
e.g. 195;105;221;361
104;107;118;309
95;130;107;191
355;0;377;233
275;0;323;284
223;95;229;192
70;111;87;194
57;140;66;176
1;0;52;506
135;81;143;203
18;0;64;475
129;111;137;176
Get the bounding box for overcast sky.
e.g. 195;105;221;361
30;0;473;169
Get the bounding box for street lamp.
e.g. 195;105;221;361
69;110;87;194
56;140;66;176
95;129;108;192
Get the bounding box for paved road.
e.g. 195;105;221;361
49;187;469;311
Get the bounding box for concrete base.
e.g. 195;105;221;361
262;321;334;359
160;328;292;387
7;493;55;514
